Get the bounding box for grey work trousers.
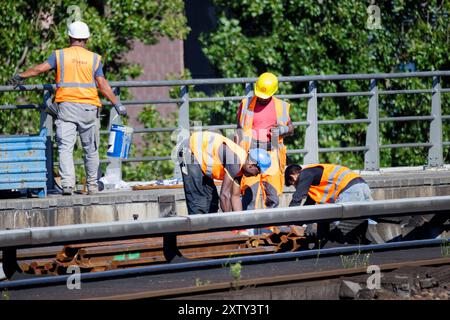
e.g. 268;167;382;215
55;102;100;190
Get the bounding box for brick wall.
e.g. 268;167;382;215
125;38;184;128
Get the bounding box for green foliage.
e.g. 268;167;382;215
122;107;176;180
340;250;372;269
441;233;450;257
200;0;450;168
229;261;242;288
0;0;189;134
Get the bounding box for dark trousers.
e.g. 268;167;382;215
179;150;219;215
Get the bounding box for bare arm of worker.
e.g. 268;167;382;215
271;121;294;138
19;62;52;78
285;121;295;137
289;169;315;207
220;173;235;212
231;179;242;211
95;76;119;105
234;105;243;144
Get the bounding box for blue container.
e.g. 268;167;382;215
107;124;134;159
0;129;47;197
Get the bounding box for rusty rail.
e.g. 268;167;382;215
16;228;306;276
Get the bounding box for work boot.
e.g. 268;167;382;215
88;187;100;195
62;187;73;196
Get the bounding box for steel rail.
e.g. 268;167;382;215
0;237;448;290
88;257;450;300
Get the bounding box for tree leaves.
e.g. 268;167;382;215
200;0;450;168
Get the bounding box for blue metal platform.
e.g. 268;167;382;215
0;129;47;197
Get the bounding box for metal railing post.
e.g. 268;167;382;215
303;81;319;164
173;85;190;179
428;76;443;167
245;82;253;96
41;90;54;190
364;79;380;171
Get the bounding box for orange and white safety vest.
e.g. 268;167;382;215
238;95;290;171
303;164;361;204
190;131;247;180
55;46;102;106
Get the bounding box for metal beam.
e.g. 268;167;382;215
1;196;450;250
4;71;450;92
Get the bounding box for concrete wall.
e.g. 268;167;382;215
1;170;450;230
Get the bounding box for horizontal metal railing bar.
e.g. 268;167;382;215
378;89;434;95
0;196;449;249
277;93;312;99
318;119;371;125
317;91;373;98
122;156;172;162
0;104;40;110
286;149;308;154
319;146;369;153
192;124;237;130
104;99;183;105
57;156;173;166
442;115;450;120
188;96;247;103
380;142;433;149
99;127;178;135
2;71;450;93
443;141;450;146
379;116;435;122
292;121;309;127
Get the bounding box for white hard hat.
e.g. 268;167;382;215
67;21;90;39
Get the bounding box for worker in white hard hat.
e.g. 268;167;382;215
7;21;127;195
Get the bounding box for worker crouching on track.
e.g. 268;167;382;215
177;131;271;214
7;22;126;196
236;72;294;210
285;163;379;245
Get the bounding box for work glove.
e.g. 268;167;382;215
7;74;25;87
113;103;127;116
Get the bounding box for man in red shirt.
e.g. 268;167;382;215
236;72;294;209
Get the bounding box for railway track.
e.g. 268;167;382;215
1;237;449;300
89;256;450;300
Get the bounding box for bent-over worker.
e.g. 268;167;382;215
178;131;271;215
285;163;378;244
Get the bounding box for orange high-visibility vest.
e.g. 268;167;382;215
238;96;290;172
303;164;362;204
55;46;102;106
190;131;247;180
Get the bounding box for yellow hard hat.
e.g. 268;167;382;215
254;72;278;99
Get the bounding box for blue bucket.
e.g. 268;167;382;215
107;124;134;159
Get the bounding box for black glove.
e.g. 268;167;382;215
113;103;127;116
7;74;25;87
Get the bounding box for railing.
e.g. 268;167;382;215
1;71;450;190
